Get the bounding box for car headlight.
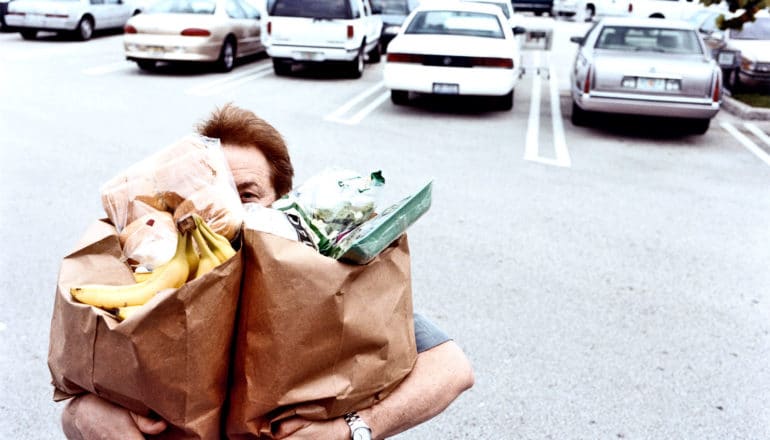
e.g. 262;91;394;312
741;56;756;71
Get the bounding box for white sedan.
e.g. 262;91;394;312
383;1;525;110
5;0;141;40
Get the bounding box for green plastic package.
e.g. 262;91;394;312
332;181;433;264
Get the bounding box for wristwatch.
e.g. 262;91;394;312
344;411;372;440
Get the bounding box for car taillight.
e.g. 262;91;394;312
473;57;513;69
583;65;592;93
124;24;137;33
387;53;424;63
347;25;354;39
628;2;633;12
712;74;721;102
267;21;272;35
181;28;211;37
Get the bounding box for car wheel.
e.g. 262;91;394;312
20;29;37;40
571;101;590;126
391;90;409;105
349;45;364;78
75;16;94;41
136;60;156;71
217;38;236;72
367;40;381;63
729;68;743;93
272;58;292;76
690;118;710;135
495;90;514;111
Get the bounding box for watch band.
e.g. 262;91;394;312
344;411;372;440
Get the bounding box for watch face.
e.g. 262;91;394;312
352;428;372;440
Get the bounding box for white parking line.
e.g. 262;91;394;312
524;51;571;168
324;80;387;124
721;121;770;168
82;61;134;76
185;64;273;96
744;122;770;148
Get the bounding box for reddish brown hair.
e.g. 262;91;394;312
197;103;294;198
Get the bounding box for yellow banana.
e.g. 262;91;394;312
191;225;218;279
184;232;199;281
116;305;143;321
71;231;190;309
133;270;153;283
193;215;236;262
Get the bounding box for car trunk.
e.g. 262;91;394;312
592;51;714;98
269;16;351;48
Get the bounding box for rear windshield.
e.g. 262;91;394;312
729;17;770;40
269;0;352;19
148;0;216;13
595;26;703;54
405;10;505;39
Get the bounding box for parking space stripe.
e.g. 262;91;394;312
744;122;770;148
524;67;542;162
324;81;386;124
721;121;770;168
185;64;272;96
548;69;571;167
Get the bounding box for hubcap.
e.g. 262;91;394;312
224;43;234;68
81;20;92;38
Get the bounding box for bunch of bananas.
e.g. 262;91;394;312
70;214;236;320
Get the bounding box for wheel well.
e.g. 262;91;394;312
132;9;141;15
650;13;664;18
81;13;94;24
586;3;595;11
224;34;237;51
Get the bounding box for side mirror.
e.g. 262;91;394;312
512;26;526;35
570;35;584;44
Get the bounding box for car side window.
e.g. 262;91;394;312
226;0;247;18
238;0;260;19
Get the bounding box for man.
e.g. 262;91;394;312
61;104;474;440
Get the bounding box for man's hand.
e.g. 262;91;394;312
273;416;349;440
61;393;167;440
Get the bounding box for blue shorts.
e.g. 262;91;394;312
413;312;451;353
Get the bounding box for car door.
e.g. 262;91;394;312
103;0;131;28
226;0;261;56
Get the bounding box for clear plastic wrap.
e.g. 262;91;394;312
100;134;244;240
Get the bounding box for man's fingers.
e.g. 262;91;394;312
130;412;168;435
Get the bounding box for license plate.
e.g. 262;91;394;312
432;83;459;94
717;52;735;66
636;77;665;91
144;45;165;54
295;51;323;61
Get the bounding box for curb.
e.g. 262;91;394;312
721;95;770;121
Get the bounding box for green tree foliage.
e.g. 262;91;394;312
700;0;768;29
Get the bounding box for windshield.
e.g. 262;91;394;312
595;26;704;54
269;0;352;19
148;0;216;13
729;17;770;40
405;10;504;38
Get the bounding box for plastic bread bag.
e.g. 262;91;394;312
332;181;432;263
100;134;244;241
118;210;178;270
272;168;384;256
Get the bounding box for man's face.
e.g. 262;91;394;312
222;144;278;207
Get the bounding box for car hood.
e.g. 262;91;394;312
726;40;770;62
128;12;221;33
388;34;517;58
9;0;82;13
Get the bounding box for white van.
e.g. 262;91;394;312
628;0;701;20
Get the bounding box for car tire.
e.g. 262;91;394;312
495;90;514;111
20;29;37;40
729;68;743;93
348;44;364;78
272;58;292;76
571;101;590;126
367;40;381;63
136;60;156;71
217;38;236;72
391;90;409;105
75;16;94;41
690;118;710;135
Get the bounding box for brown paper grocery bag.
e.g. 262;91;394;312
48;219;243;439
226;230;417;439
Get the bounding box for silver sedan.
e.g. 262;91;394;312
569;17;722;134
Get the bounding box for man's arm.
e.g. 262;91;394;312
274;340;474;440
61;393;167;440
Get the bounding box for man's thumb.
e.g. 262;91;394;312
130;412;168;435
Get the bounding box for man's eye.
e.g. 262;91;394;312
240;193;260;202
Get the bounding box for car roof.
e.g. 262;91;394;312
597;16;697;30
414;0;505;14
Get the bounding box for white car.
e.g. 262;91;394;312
383;1;525;110
552;0;631;22
5;0;141;40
